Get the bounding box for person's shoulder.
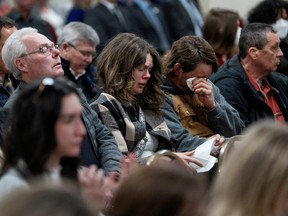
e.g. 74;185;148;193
6;9;19;20
270;71;288;80
128;3;142;13
269;72;288;87
0;168;26;184
92;92;117;103
160;80;174;94
0;168;29;201
3;87;22;110
0;85;10;97
91;3;107;11
85;3;106;17
211;56;243;82
90;92;118;106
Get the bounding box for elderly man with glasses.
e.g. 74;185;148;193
58;22;100;103
2;28;63;108
0;27;122;175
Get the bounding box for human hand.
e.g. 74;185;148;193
120;153;138;180
191;78;216;110
208;134;225;156
78;165;118;211
175;151;203;167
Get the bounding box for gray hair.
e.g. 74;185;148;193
57;22;100;47
239;23;276;58
2;27;38;80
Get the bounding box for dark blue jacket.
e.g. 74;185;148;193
0;86;10;108
210;55;288;127
61;58;99;103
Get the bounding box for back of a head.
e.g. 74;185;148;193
0;16;17;34
0;182;97;216
203;8;239;58
0;16;18;75
209;120;288;216
247;0;288;42
248;0;288;24
238;23;276;58
112;164;208;216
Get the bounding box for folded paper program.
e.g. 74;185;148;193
189;137;218;173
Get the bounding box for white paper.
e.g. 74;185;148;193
189;137;218;173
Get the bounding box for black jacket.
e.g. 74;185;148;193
61;58;99;103
128;2;171;54
84;3;132;51
162;0;201;41
210;55;288;127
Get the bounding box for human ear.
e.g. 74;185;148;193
61;42;69;50
173;63;183;76
248;47;258;60
14;58;27;72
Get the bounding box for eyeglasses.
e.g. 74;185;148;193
67;42;97;59
20;44;59;58
32;77;55;103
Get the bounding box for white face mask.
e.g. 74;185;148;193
272;19;288;39
235;27;242;45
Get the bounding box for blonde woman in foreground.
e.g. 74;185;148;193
208;120;288;216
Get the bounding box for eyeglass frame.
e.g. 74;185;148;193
67;42;97;59
19;43;59;58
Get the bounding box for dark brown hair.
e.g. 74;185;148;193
203;8;239;60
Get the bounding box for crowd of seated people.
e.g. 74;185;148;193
1;0;204;54
0;0;287;215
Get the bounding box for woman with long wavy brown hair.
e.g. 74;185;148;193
90;33;202;166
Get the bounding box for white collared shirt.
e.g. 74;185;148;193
70;68;86;80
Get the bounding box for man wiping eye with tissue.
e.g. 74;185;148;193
161;35;245;138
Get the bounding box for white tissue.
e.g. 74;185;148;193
186;77;196;91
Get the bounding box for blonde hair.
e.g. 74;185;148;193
208;120;288;216
0;181;98;216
